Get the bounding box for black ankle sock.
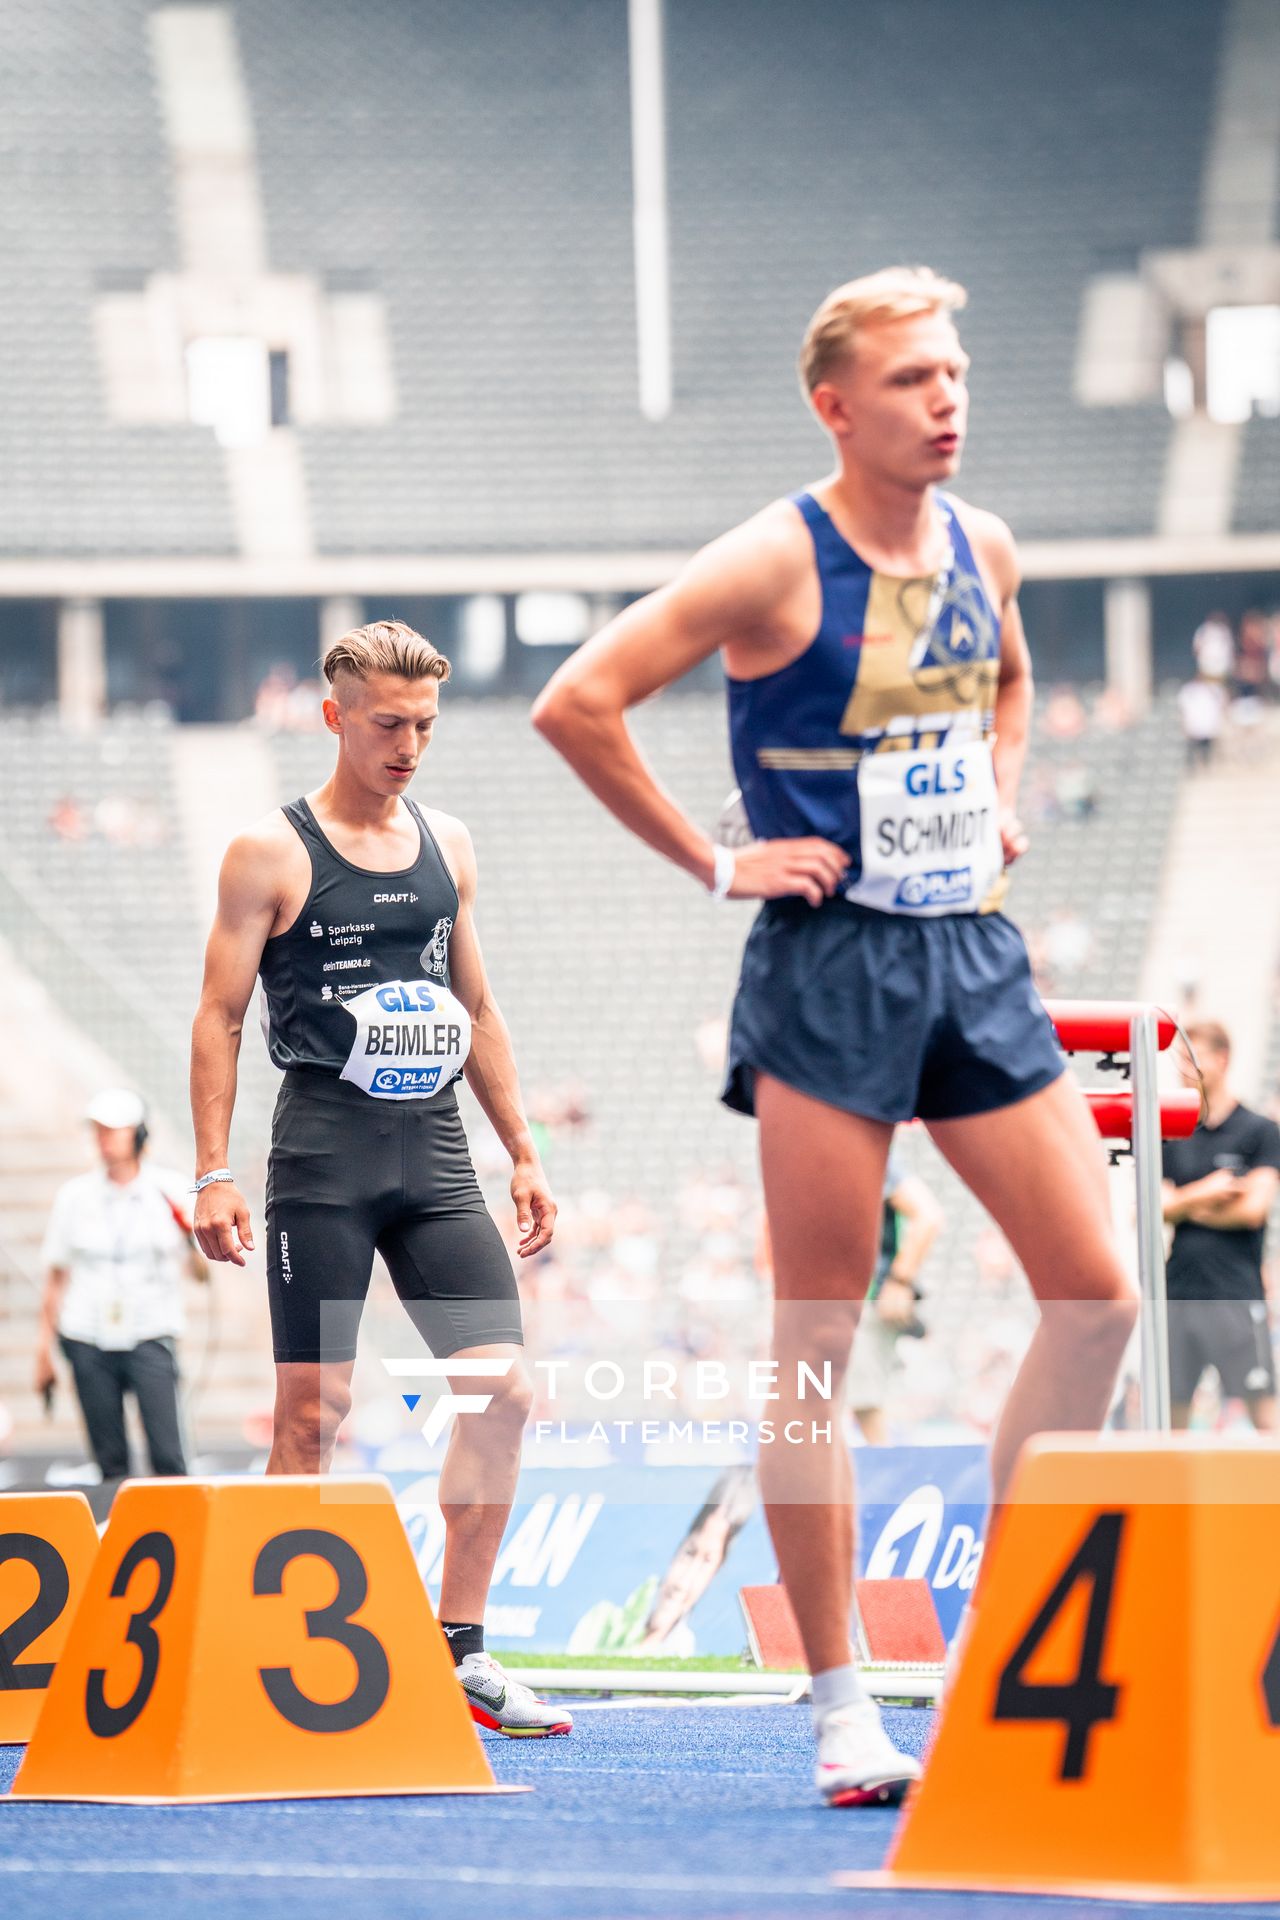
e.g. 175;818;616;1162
441;1621;485;1665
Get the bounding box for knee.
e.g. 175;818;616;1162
773;1304;861;1389
276;1370;352;1449
484;1361;533;1432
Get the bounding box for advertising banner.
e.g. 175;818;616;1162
384;1441;989;1655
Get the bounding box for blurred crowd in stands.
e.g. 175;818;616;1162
1180;608;1280;770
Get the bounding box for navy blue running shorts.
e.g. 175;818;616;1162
266;1070;522;1365
722;896;1064;1125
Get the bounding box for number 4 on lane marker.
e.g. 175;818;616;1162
7;1477;519;1802
837;1435;1280;1904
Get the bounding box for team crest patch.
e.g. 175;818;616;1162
421;916;453;976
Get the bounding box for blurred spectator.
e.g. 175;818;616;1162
846;1141;943;1444
1177;674;1226;771
47;796;88;841
1192;610;1234;683
1041;686;1086;740
1235;610;1270;698
94;794;166;847
1054;761;1098;820
1091;685;1133;732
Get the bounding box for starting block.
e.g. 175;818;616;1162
838;1436;1280;1903
0;1492;100;1742
740;1577;945;1669
9;1477;516;1802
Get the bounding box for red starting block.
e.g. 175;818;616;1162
740;1577;945;1669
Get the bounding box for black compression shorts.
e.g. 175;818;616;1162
265;1070;522;1364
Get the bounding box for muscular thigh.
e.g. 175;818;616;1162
380;1206;521;1357
926;1072;1123;1301
756;1072;892;1301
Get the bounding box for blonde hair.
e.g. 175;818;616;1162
799;266;968;394
323;619;451;691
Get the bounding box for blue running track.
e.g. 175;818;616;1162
2;1707;1276;1920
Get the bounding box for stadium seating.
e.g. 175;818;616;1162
0;0;1225;557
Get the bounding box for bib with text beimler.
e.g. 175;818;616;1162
339;979;472;1099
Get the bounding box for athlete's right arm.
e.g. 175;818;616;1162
189;829;279;1265
531;509;849;907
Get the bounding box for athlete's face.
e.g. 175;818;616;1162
326;672;440;796
815;311;970;490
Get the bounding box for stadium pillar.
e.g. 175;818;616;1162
57;597;106;729
1104;577;1152;718
320;594;363;658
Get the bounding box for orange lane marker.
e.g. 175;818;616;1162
8;1476;519;1801
0;1492;100;1743
836;1435;1280;1904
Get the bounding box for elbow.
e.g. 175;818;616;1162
531;678;577;743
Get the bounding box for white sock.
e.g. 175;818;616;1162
811;1663;868;1733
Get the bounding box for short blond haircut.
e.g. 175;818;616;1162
799;266;968;394
323;619;451;691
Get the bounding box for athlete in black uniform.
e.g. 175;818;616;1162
191;620;571;1735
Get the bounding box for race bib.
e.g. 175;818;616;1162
339;979;472;1100
846;737;1003;916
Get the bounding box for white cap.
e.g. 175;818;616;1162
85;1088;147;1131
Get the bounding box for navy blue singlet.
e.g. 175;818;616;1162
726;491;1005;915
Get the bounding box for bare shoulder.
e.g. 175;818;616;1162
219;808;306;907
687;496;812;600
421;806;475;893
947;496;1020;601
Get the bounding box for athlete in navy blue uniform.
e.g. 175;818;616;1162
535;267;1137;1803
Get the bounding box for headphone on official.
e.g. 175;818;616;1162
84;1088;149;1155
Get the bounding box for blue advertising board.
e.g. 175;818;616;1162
384;1442;988;1654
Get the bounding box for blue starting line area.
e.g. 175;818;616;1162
1;1707;1273;1920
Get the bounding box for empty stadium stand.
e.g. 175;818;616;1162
0;0;1228;558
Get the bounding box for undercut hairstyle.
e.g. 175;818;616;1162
1185;1019;1231;1058
799;265;968;395
323;619;451;693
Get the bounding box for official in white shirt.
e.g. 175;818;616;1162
35;1089;205;1481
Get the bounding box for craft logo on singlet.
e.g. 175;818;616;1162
373;890;419;905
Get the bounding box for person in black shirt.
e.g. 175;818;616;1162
1161;1020;1280;1429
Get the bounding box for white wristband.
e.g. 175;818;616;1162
191;1168;234;1195
708;844;736;901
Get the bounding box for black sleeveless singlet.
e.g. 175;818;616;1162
258;796;466;1095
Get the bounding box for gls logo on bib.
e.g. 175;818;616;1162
339;978;472;1100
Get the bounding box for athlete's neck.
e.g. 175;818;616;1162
315;765;410;832
819;466;945;573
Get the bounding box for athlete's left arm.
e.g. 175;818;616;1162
433;815;556;1258
969;509;1033;865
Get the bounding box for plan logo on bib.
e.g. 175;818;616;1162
340;978;472;1100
